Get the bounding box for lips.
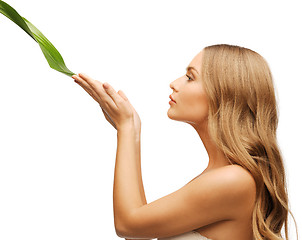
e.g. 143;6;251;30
169;95;176;103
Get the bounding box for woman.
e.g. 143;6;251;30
72;44;296;240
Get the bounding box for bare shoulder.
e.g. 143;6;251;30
211;164;255;182
201;164;257;210
204;164;256;192
225;164;255;189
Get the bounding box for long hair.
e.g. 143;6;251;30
200;44;298;240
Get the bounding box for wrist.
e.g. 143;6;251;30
117;122;140;139
117;119;135;132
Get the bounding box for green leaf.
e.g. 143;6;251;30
0;0;75;77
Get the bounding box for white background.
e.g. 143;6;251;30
0;0;301;239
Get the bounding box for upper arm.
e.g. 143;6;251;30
117;165;256;239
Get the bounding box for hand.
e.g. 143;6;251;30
72;73;141;132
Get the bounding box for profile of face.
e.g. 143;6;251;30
167;50;209;126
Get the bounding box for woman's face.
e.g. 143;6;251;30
167;50;209;125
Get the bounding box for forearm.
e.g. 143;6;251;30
113;123;147;229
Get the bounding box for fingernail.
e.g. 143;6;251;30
103;82;109;89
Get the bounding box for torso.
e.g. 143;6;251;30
190;165;256;240
193;217;254;240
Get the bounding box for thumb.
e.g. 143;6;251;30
118;90;129;101
118;90;136;112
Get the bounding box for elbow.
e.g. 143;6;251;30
115;224;127;238
115;214;144;238
114;217;125;237
115;224;152;240
114;215;132;238
116;224;136;239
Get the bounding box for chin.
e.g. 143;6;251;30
167;109;185;122
167;110;173;120
167;108;177;120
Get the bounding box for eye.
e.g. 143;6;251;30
186;74;193;81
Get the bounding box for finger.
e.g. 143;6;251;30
103;82;124;106
72;76;108;111
78;73;99;84
117;90;129;101
73;74;97;92
78;73;115;106
78;73;105;96
73;74;109;109
73;75;102;103
118;90;136;112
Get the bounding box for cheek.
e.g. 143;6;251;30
181;90;209;121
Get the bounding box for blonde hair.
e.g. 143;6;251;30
200;44;298;240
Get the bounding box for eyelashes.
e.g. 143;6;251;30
186;74;193;81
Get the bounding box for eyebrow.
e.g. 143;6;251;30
186;66;199;76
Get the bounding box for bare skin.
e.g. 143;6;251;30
168;50;256;239
72;49;256;240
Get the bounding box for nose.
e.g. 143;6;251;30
170;78;179;91
169;81;174;90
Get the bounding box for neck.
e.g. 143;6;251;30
190;120;231;172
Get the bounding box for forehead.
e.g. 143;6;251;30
187;50;203;75
187;50;203;73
